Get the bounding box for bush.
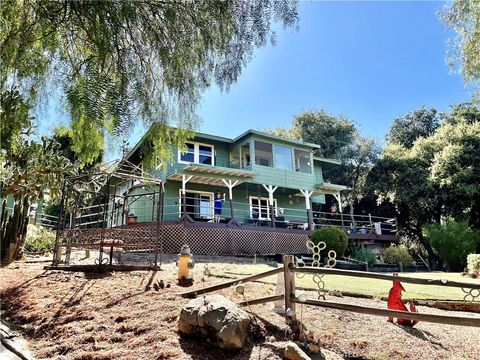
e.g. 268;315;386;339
467;254;480;275
310;226;348;257
24;225;56;253
382;245;413;266
425;220;480;271
352;246;377;265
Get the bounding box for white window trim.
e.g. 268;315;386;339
178;141;215;166
178;189;214;218
249;196;278;220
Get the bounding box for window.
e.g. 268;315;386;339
249;196;277;220
230;148;240;169
241;142;251;169
199;145;213;165
274;145;292;170
180;143;195;163
179;142;214;165
294;149;311;173
254;141;273;167
179;190;214;219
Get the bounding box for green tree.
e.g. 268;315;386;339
1;137;74;265
368;143;441;262
0;88;73;265
334;136;380;220
1;0;298;163
386;107;440;148
293;109;357;158
417;110;480;229
442;0;480;83
370;102;480;264
425;220;480;271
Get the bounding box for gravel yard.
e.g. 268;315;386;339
1;255;479;360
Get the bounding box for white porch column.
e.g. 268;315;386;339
300;189;314;230
181;175;193;219
181;175;193;195
332;191;343;212
222;179;240;219
221;179;240;200
262;184;278;205
262;184;278;227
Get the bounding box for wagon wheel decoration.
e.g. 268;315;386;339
295;240;337;300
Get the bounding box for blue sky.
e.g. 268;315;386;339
36;1;475;156
195;0;473;144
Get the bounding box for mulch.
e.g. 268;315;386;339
1;256;479;360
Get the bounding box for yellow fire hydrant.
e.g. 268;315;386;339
177;244;194;280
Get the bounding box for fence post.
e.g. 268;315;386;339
283;255;296;323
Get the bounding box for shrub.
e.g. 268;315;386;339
382;245;413;266
352;246;377;265
310;226;348;257
467;254;480;275
425;220;480;272
24;225;56;253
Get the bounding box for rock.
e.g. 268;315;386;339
178;295;250;350
307;343;320;353
320;348;344;360
284;341;311;360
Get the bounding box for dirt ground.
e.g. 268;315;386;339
1;255;479;360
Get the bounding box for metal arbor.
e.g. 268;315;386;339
52;159;164;269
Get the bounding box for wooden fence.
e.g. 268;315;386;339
180;255;480;328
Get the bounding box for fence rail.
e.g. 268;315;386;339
181;255;480;328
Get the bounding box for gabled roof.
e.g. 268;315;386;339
233;129;320;149
124;125;340;163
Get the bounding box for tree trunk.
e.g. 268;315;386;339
349;202;355;227
415;229;439;269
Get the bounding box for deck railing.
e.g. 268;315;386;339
67;195;397;236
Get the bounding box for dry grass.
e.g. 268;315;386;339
1;255;479;360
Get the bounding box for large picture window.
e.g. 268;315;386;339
274;145;293;170
249;196;277;220
179;142;214;165
254;141;273;167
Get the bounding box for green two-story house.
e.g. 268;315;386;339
122;128;348;228
59;126;398;258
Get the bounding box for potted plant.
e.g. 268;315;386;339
127;212;137;225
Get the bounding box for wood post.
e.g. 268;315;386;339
283;255;296;322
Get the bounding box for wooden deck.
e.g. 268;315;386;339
61;219;399;257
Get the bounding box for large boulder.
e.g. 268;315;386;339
178;294;250;350
284;341;311;360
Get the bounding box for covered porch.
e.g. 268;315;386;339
155;166;399;244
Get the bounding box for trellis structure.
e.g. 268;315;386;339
52;159;164;269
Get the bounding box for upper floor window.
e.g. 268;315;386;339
294;149;311;173
179;142;214;165
255;141;273;167
274;145;292;170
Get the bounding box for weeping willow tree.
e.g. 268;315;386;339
442;0;480;86
1;0;298;163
